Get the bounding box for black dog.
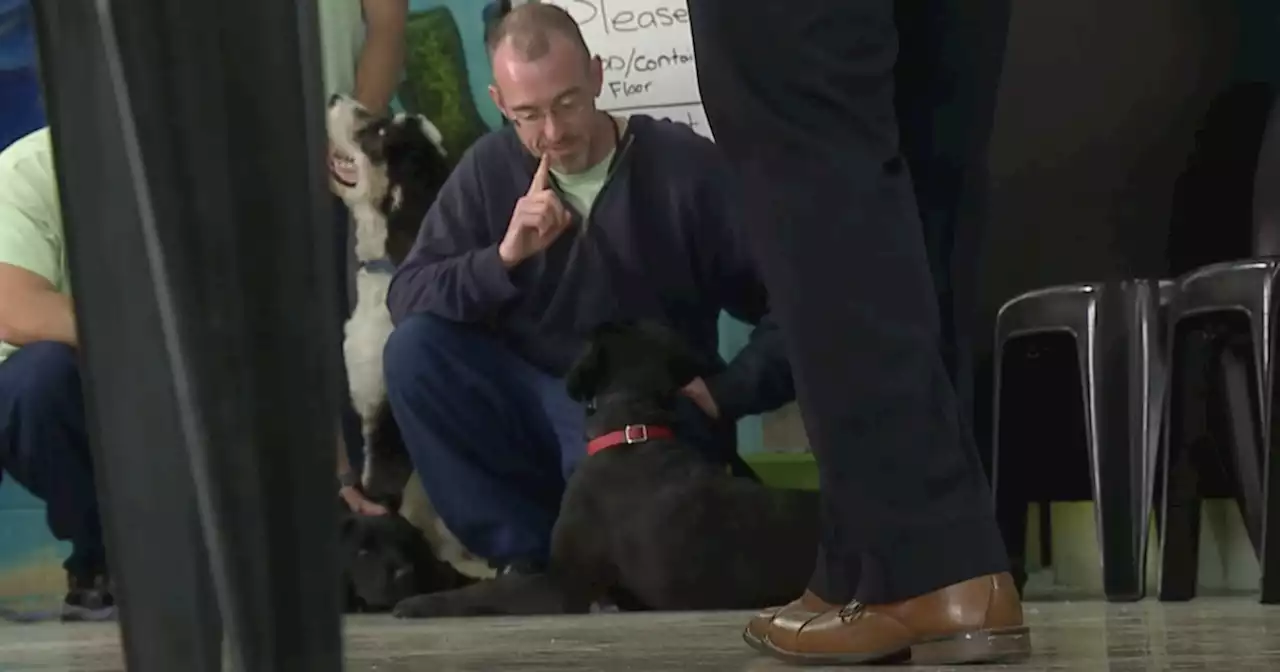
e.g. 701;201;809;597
338;507;475;613
393;320;821;617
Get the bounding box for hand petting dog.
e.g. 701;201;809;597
681;377;720;419
498;154;573;269
340;485;389;517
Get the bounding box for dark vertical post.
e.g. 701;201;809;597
31;1;224;669
33;0;344;669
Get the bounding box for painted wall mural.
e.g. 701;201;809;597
399;1;499;156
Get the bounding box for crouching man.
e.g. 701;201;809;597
383;4;793;577
0;127;113;621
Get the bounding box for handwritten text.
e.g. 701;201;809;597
601;46;695;79
547;0;690;35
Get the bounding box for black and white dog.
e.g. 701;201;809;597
326;95;470;561
393;320;822;617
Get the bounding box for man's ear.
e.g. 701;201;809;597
565;340;605;402
588;55;604;98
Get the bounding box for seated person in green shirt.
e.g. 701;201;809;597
0;127;113;621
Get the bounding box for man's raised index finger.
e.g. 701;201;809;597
528;153;552;195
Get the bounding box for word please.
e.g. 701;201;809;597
552;0;690;34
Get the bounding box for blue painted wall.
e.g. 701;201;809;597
0;480;70;607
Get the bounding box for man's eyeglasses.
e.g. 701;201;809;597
510;96;591;128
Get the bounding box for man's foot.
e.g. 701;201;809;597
61;573;116;622
762;572;1030;666
743;590;839;653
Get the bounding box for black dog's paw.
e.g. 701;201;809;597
393;593;454;619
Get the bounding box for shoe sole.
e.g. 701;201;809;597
61;605;117;623
742;628;768;653
762;625;1032;666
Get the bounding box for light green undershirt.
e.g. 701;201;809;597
552;148;615;223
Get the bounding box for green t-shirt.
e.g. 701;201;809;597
552;148;615;221
0;127;66;364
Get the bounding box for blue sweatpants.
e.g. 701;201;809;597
384;313;736;569
0;67;44;151
0;342;106;578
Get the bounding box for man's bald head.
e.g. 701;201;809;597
487;2;606;175
486;3;591;65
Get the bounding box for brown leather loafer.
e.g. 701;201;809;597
742;590;839;652
763;572;1031;665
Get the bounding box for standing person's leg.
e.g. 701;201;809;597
383;313;581;572
895;0;1012;432
0;342;114;621
689;0;1027;665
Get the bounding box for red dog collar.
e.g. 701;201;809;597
586;424;674;456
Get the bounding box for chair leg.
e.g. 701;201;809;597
1211;311;1276;602
1262;418;1280;603
1086;282;1148;601
1159;325;1204;601
1247;307;1280;603
1218;343;1265;553
1158;463;1203;601
1039;502;1053;568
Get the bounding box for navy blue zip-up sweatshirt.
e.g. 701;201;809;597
387;115;792;420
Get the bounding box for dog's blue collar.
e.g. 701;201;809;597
360;258;397;275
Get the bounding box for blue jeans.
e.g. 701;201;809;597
0;66;43;151
384;313;735;568
0;342;105;577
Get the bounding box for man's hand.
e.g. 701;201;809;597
681;377;720;419
498;154;572;269
340;485;390;517
337;436;387;516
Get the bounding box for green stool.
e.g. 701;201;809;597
745;452;819;491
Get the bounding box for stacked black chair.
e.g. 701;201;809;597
1159;83;1280;604
991;82;1280;602
992;279;1172;601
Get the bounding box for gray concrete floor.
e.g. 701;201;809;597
0;599;1277;670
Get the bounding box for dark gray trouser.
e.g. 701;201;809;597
688;0;1013;603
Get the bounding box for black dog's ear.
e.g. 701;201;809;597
566;321;633;401
565;339;606;402
637;320;706;387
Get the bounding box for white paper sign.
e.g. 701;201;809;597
541;0;712;139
